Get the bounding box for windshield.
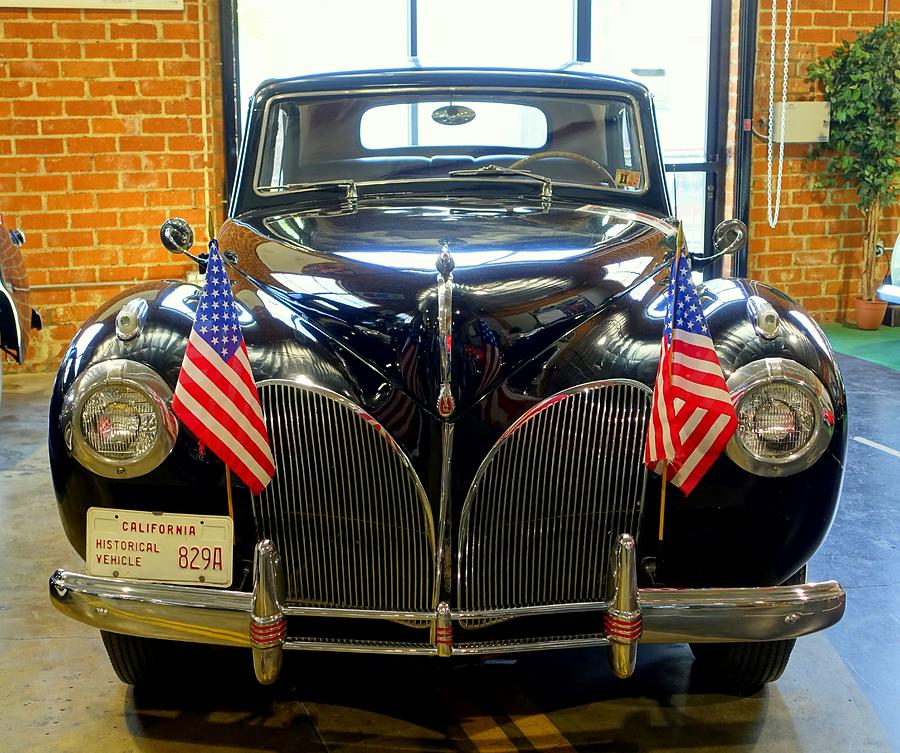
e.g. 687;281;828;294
255;90;647;195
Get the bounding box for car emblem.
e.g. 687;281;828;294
436;243;455;418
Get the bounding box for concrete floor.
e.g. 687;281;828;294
1;355;898;753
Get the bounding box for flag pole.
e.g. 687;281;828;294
206;208;216;243
225;465;234;521
658;221;684;546
658;465;668;541
206;208;234;522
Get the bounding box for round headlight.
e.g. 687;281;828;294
80;385;159;459
726;358;834;477
61;360;178;479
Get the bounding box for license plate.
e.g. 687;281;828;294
86;508;233;587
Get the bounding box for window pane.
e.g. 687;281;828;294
417;0;574;68
237;0;409;114
257;92;646;192
665;171;706;255
586;0;711;163
361;102;548;150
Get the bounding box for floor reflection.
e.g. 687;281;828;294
120;645;791;752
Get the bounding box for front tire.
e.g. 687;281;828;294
689;566;806;695
101;631;183;686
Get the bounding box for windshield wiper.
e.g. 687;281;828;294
448;164;552;204
256;179;358;204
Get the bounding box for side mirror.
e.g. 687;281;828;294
8;228;25;247
690;219;748;268
712;219;747;257
160;217;194;255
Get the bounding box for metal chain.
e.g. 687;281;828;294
767;0;792;228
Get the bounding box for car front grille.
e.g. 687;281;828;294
252;381;436;615
456;380;652;627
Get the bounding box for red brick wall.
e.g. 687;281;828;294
2;2;898;372
747;0;900;321
0;0;224;372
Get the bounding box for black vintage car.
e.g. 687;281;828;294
0;214;40;406
49;69;846;695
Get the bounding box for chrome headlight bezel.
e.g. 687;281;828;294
725;358;835;477
61;359;179;479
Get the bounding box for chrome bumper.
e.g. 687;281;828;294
50;537;845;685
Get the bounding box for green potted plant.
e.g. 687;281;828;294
807;21;900;330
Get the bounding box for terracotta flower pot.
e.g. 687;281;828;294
854;298;888;330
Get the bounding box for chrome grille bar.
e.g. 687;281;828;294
253;381;436;615
457;380;652;627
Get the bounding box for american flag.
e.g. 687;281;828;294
644;250;737;495
372;330;422;437
473;318;502;393
172;240;275;494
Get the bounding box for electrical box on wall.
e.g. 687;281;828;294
772;101;831;143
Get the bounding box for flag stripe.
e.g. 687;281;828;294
177;354;273;462
672;351;726;376
646;338;678;464
670;413;735;492
673;338;722;363
672;367;731;391
180;339;270;444
233;345;266;398
190;333;267;423
676;404;705;443
674;329;720;350
671;375;733;404
173;376;273;477
656;368;676;459
174;382;273;489
175;399;266;492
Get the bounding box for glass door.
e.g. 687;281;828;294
583;0;721;257
227;0;730;259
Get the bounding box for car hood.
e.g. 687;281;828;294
220;199;674;417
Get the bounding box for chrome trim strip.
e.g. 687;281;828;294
252;87;651;199
281;605;434;620
454;636;610;655
201;599;613;621
451;601;609;620
574;205;675;236
435;243;455;417
435;421;454;600
284;639;438;656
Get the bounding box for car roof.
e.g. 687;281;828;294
251;67;652;106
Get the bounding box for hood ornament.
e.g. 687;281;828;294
436;243;456;418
